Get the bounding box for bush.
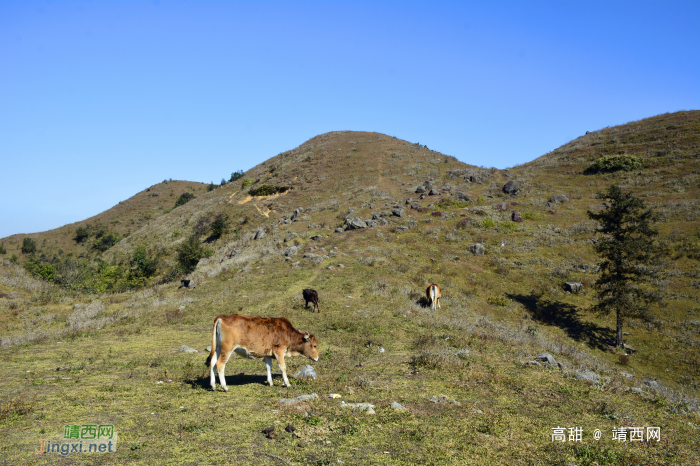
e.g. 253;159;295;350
249;184;289;196
229;170;244;182
0;243;5;254
207;181;216;192
74;227;91;243
220;178;227;186
93;232;119;252
176;235;211;273
21;238;36;254
175;192;195;208
210;214;228;239
584;154;643;174
241;178;254;189
481;218;496;228
24;256;56;282
130;245;158;279
10;254;18;264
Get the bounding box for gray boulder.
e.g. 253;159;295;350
574;371;599;383
335;228;344;233
284;233;298;242
285;246;298;257
179;345;199;353
564;282;583;293
535;353;557;365
642;380;660;390
511;211;523;222
310;235;323;241
254;228;266;240
366;220;379;227
455;191;470;202
346;217;367;230
468;243;485;255
392;207;405;217
424;180;433;189
428;189;438;196
405;198;413;205
343;210;355;220
415;186;426;194
390;402;407;412
550;194;569;203
503;180;519;194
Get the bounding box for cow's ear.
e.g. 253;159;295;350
303;333;310;342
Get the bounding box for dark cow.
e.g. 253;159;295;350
206;314;319;390
302;289;319;313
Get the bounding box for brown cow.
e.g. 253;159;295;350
302;289;319;313
206;314;319;391
426;283;442;310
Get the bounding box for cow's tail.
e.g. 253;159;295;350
430;285;437;303
205;318;222;367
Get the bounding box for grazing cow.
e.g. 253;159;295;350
426;283;442;310
206;314;319;391
302;289;319;313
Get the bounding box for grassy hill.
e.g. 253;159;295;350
1;111;699;465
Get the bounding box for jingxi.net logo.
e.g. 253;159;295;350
36;424;117;456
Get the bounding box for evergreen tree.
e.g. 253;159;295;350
587;185;662;348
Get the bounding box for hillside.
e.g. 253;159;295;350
0;180;209;260
1;111;699;465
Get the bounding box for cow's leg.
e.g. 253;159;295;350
437;297;441;309
274;351;290;387
216;350;233;392
264;357;274;386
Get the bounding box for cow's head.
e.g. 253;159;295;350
302;333;319;362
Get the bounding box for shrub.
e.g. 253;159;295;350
207;181;216;192
0;243;5;254
456;218;471;229
521;212;541;221
436;199;469;209
93;232;119;252
21;238;36;254
74;227;91;243
241;178;254;189
176;235;210;273
24;256;56;282
481;218;496;228
431;211;444;217
249;184;289;196
130;245;158;279
175;192;195;208
210;214;228;239
10;254;18;264
229;170;244;182
584;154;643;174
193;215;212;237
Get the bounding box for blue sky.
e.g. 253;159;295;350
1;1;698;238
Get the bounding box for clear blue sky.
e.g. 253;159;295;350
1;1;698;238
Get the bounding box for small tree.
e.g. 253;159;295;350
587;185;662;348
207;181;216;192
210;214;228;239
176;235;207;273
229;170;244;182
75;226;91;243
21;237;36;254
0;242;6;254
175;192;195;208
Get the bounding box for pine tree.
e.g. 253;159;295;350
587;185;662;348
